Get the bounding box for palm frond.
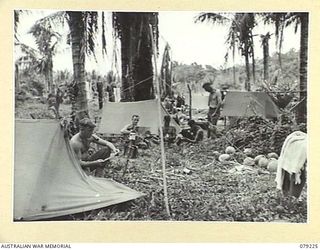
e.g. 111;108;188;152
28;21;62;57
85;11;99;58
36;11;67;29
262;12;303;69
16;43;39;59
112;12;122;39
14;10;31;41
14;10;22;37
194;12;231;25
284;13;300;33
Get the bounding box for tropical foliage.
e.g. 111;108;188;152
170;49;299;97
262;12;308;123
195;12;257;90
23;11;105;118
29;18;62;94
196;12;308;123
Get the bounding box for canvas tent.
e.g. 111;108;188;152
98;99;180;135
14;119;144;221
185;93;209;110
221;91;280;119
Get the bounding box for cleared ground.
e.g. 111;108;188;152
15;99;307;222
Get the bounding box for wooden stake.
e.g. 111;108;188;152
149;25;171;218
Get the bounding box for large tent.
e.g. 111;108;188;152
98;99;180;135
221;91;280;119
14;119;144;221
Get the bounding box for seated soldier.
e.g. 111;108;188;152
164;97;174;114
175;119;204;145
163;115;177;144
120;115;148;155
120;114;140;134
70;118;120;177
207;122;218;139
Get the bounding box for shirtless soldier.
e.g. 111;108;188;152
70;118;120;177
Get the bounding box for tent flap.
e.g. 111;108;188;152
185;93;209;110
14;119;144;221
98;99;180;135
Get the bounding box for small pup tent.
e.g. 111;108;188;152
14;119;144;221
221;91;280;119
98;99;180;135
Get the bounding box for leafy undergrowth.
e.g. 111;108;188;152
15;98;101;120
57;139;307;222
15;99;72;119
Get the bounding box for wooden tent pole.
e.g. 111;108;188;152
149;25;171;218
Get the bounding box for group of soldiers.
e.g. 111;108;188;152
68;82;224;177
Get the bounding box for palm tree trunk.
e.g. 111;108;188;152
262;34;270;82
45;70;50;94
15;63;20;92
115;12;156;101
132;14;155;101
169;61;173;97
251;47;256;87
67;11;88;119
160;44;172;99
232;65;236;86
244;45;251;91
250;34;256;87
297;13;308;124
120;33;131;101
48;56;54;93
119;14;136;101
232;33;237;86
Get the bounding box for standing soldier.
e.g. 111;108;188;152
202;82;222;126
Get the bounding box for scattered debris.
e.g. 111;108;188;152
16;100;307;222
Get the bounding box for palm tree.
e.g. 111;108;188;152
29;20;61;94
160;43;172;99
262;12;308;123
224;25;237;87
260;32;272;82
31;11;104;119
14;10;33;92
66;11;88;117
17;11;159;117
195;12;256;91
262;13;287;70
112;12;158;101
196;13;237;87
14;43;40;92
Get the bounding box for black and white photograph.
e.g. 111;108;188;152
14;10;308;223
